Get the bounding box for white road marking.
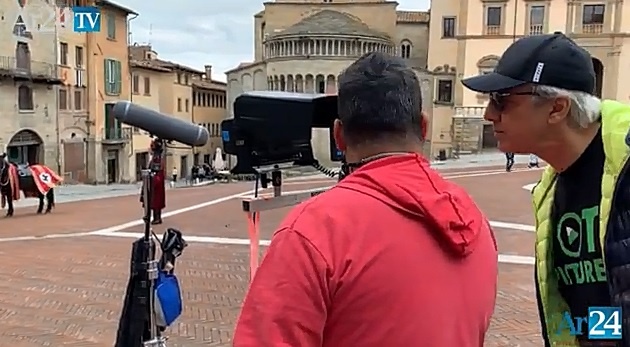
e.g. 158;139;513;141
444;167;542;179
523;183;536;192
86;190;255;235
0;231;100;243
92;231;535;265
282;167;541;187
499;254;535;265
0;166;538;243
490;221;535;232
91;231;273;246
0;191;254;242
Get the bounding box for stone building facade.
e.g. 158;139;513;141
0;0;62;169
226;1;431;165
428;0;624;156
129;45;228;181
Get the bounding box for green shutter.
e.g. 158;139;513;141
104;102;111;138
107;14;116;39
104;59;110;94
103;59;122;95
115;60;122;95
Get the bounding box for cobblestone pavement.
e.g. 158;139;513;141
0;166;544;346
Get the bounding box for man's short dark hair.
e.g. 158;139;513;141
337;52;422;145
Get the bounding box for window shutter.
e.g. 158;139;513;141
104;59;110;94
107;14;116;38
115;60;122;94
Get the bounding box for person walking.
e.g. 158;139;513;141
170;166;178;188
462;32;630;346
505;152;515;171
171;167;178;182
233;52;498;347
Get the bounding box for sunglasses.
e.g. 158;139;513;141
489;90;540;112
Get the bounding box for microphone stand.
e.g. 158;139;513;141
140;138;166;347
114;138;167;347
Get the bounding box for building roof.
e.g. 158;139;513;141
153;59;204;74
396;11;429;23
224;61;266;75
96;0;138;15
130;60;172;73
271;10;389;39
192;80;227;91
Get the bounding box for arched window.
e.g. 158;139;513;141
18;85;33;110
400;40;412;59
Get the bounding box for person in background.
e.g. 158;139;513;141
528;153;540;168
462;32;630;346
505;152;515;171
191;164;199;185
171;166;178;182
197;165;205;182
233;52;498;347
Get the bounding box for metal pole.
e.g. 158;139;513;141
141;140;166;347
53;3;61;173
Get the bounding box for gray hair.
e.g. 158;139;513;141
337;52;422;145
534;85;601;128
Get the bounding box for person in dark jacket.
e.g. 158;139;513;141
505;152;515;171
462;32;630;346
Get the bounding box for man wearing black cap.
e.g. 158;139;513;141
462;32;630;346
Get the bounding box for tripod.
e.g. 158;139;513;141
114;139;168;347
139;165;167;347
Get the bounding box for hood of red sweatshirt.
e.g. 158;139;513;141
338;153;486;257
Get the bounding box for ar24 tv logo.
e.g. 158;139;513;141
17;5;100;33
559;307;622;339
72;6;101;32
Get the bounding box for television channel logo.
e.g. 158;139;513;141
558;306;622;339
72;6;100;32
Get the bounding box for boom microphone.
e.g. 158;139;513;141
112;101;209;147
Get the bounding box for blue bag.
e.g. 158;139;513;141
154;271;183;327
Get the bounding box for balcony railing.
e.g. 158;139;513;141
528;24;544;35
103;126;132;144
485;25;501;35
454;106;486;119
0;56;61;84
582;23;603;34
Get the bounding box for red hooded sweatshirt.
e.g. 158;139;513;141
233;154;498;347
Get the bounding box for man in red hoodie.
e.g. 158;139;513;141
233;52;498;347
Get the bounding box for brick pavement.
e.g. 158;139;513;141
0;166;544;346
0;237;250;346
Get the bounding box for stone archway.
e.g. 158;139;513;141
7;129;44;164
592;57;604;98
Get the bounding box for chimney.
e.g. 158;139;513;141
204;65;212;80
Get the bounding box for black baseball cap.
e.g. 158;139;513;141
461;32;596;94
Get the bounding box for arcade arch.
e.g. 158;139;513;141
6;129;43;164
264;37;393;60
267;73;338;94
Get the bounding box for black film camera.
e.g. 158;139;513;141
221;91;342;175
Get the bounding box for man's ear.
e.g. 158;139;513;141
548;96;571;125
333;119;346;152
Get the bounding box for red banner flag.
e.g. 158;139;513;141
29;165;62;195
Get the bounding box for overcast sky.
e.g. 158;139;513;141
117;0;430;82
